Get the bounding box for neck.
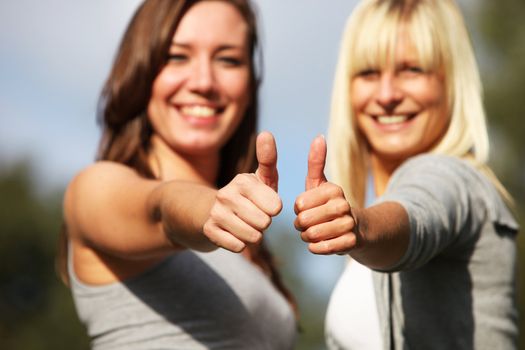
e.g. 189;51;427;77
148;135;219;185
370;154;402;197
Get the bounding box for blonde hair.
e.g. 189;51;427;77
327;0;510;207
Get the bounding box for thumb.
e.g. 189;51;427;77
255;131;279;192
305;135;327;190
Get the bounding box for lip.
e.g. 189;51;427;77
175;103;226;127
370;113;417;131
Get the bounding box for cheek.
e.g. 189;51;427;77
350;80;371;112
151;67;184;100
426;86;449;133
415;76;447;110
350;82;369;134
146;101;163;136
224;71;251;104
433;103;451;139
355;114;371;141
147;76;174;127
418;80;450;142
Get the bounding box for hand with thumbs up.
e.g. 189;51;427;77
203;131;282;252
294;135;359;255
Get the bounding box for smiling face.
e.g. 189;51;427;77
351;27;450;168
147;1;251;157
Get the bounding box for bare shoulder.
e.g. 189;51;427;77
65;162;137;207
71;161;140;187
63;161;152;238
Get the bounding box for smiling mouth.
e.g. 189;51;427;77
179;105;224;118
373;114;416;125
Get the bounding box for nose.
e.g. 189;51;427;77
376;72;402;111
187;57;215;94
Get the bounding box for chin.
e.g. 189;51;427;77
180;145;219;157
373;147;414;163
176;140;224;156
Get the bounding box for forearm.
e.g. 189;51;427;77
148;181;218;252
350;201;410;270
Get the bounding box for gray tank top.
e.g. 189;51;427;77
68;247;296;349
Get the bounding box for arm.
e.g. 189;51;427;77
64;162;218;260
347;202;409;270
64;132;282;260
294;136;409;270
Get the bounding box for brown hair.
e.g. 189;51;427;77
59;0;296;313
97;0;259;183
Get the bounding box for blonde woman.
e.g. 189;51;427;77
294;0;519;348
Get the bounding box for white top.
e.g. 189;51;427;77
325;259;383;350
325;174;382;350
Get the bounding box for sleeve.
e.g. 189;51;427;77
376;155;486;271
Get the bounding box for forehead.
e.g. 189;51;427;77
349;9;442;72
394;27;420;62
173;1;248;45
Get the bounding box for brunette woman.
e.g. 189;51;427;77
60;1;296;348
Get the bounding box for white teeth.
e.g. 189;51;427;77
180;106;216;118
376;115;408;124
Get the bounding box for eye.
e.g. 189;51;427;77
217;56;244;67
355;68;380;79
410;66;423;72
167;53;188;63
399;64;424;76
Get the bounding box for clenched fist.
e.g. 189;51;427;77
203;131;282;252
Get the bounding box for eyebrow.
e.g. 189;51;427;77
170;42;244;51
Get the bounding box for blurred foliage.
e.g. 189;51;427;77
0;161;89;349
267;226;330;350
474;0;525;347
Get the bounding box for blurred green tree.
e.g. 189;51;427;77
0;161;89;350
472;0;525;347
268;224;331;350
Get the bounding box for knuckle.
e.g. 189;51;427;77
231;241;246;253
231;174;247;188
300;231;310;243
296;212;310;227
343;216;355;231
202;220;212;234
294;196;305;212
237;173;254;186
209;205;224;221
306;227;320;241
294;218;303;231
334;198;350;216
322;241;336;255
270;198;283;216
326;183;343;197
260;215;272;230
215;189;230;203
342;233;357;250
233;173;244;182
248;231;263;244
202;224;219;245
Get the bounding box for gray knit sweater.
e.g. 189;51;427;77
374;154;519;350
